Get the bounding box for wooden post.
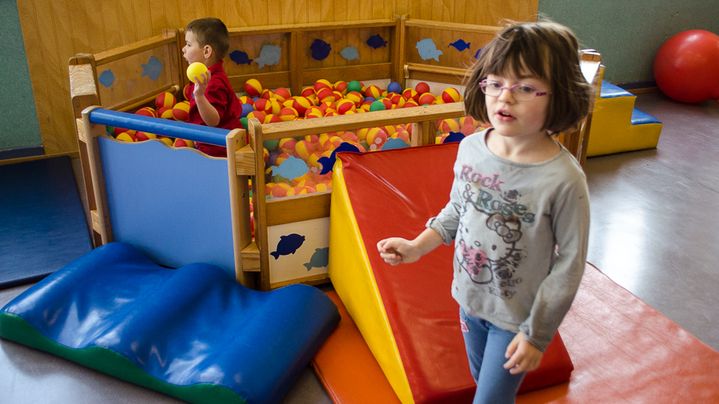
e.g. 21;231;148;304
80;106;112;245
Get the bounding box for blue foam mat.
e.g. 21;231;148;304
0;242;340;403
0;157;92;288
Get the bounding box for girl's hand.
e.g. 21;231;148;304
192;70;211;98
503;332;543;375
377;238;421;265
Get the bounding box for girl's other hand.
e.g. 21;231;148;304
503;332;543;375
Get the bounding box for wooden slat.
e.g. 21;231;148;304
93;32;178;65
265;193;331;226
259;102;465;139
240;242;261;272
404;18;502;34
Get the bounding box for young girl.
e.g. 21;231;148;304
377;21;592;403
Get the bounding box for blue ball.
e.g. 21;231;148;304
241;103;254;118
387;81;402;94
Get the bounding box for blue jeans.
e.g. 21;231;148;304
460;307;526;404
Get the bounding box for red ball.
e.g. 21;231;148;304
415;81;430;95
653;30;719;103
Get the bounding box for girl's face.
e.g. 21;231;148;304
484;73;550;139
182;31;206;65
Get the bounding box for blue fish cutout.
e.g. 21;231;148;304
141;56;163;81
229;50;253;65
382;138;410;150
256;44;281;68
98;69;115;88
443;131;466;143
310;39;331;61
416;38;443;62
366;34;388;49
449;39;471;51
271;233;306;259
474;47;483;59
303;247;329;270
271;156;308;180
339;46;359;61
318;142;361;175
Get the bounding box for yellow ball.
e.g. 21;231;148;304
186;62;208;84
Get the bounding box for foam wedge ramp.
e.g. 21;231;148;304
587;82;663;156
0;242;340;403
329;143;574;403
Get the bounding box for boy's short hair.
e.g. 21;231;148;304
186;18;230;59
464;21;593;134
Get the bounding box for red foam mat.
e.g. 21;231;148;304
314;264;719;403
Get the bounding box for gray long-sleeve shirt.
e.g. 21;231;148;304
427;129;590;351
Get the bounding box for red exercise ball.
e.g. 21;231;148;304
653;29;719;103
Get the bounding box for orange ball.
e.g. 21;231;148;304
244;78;263;97
291;96;312;116
173;138;194;148
135;106;156;118
115;132;135;142
442;87;461;103
336;99;356;114
172;101;191;121
279;106;299;121
278;138;297;154
273;87;292;102
415;81;430;95
157;107;175;120
417;92;436;105
155;91;176;109
364;84;381;99
313;79;333;93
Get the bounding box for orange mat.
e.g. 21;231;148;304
313;264;719;403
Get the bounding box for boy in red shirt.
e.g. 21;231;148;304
182;17;241;157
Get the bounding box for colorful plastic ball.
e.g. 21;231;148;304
345;91;364;105
186;62;208;84
300;86;316;98
366;127;388;150
334;81;348;94
115;132;135;142
173;138;194;148
442;87;461;103
316;87;335;103
653;29;719;103
291;96;312;116
240;116;248;129
279;138;297;154
438;118;461;133
418;92;436;105
347;80;362;93
244;78;263;97
336;99;356;114
157;136;174;147
134;131;156;142
264;139;279;151
364;84;382;99
369;100;386;112
273;87;292;102
314;79;333;92
172;101;191;121
295;140;315;160
155;91;176;109
240;103;254;118
253;98;273;114
380;98;394;110
387;81;402;94
238;95;254;105
415;81;430;95
403;99;419;108
183;83;193;101
279;106;299;121
402;88;418;101
157;107;175;120
135;106;156;118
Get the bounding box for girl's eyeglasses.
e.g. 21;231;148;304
479;79;549;101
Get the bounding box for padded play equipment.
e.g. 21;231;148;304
316;262;719;403
0;157;92;288
0;242;340;403
327;143;574;403
586;81;663;156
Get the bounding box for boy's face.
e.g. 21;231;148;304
183;31;206;65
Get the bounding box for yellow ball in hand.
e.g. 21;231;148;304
186;62;208;84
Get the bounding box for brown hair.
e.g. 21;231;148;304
464;21;593;134
186;18;230;60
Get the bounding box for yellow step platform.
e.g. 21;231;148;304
587;82;663;156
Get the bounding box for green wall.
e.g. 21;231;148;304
0;0;41;152
539;0;719;84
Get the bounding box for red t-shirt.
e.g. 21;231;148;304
187;60;241;157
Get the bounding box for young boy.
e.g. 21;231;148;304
182;17;242;157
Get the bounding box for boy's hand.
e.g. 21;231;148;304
377;238;421;265
503;332;543;375
192;70;211;98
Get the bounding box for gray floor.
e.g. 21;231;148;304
1;92;718;403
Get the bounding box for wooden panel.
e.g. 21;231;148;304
18;0;537;155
